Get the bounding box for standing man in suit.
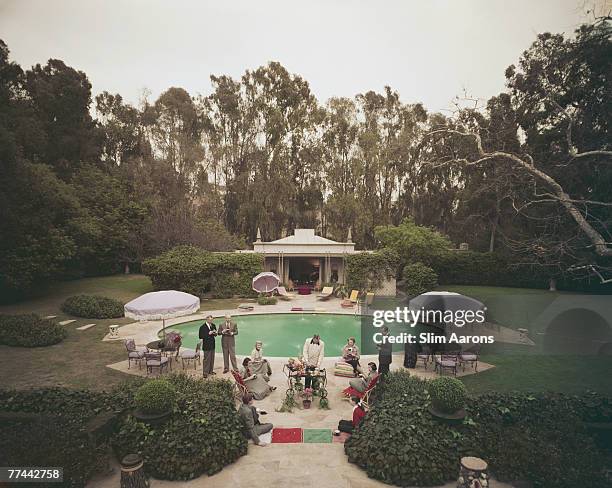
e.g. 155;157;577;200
199;315;217;378
218;314;239;373
238;393;273;447
377;326;392;376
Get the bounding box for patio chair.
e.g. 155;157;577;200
231;370;249;402
434;353;459;376
124;339;148;370
417;346;432;370
341;289;359;308
162;331;182;363
342;373;380;409
459;345;481;371
179;342;201;370
276;286;295;301
317;286;334;300
144;351;170;375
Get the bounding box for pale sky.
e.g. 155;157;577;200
0;0;599;112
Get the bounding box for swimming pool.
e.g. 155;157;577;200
166;313;431;357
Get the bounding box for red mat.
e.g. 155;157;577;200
271;427;303;443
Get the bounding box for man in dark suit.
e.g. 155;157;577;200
199;315;217;378
377;326;392;376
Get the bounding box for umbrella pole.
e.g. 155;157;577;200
162;318;166;339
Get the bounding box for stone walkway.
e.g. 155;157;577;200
93;294;515;488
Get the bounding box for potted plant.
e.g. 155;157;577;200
133;378;177;425
302;388;314;409
427;376;468;423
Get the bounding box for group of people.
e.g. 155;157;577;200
198;316;384;447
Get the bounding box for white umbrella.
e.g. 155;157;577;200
124;290;200;334
252;272;281;293
408;291;485;324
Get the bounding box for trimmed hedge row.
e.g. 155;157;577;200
345;248;399;292
345;371;609;487
0;313;67;347
112;374;247;480
61;294;124;319
0;384;140;488
434;250;612;292
142;246;263;298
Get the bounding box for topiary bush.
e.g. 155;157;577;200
257;295;277;305
428;376;468;414
0;313;67;347
345;371;609;488
345;248;399;292
61;294;124;319
142;246;263;298
402;262;438;296
112;373;247;480
134;379;177;414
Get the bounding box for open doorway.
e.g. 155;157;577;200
288;257;320;287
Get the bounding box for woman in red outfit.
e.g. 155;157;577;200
335;396;366;434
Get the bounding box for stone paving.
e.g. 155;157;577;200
93;294;516;488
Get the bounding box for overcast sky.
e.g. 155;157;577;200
0;0;598;112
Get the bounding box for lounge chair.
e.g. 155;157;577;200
179;342;201;369
144;351;170;375
341;290;359;308
342;373;380;409
124;339;148;370
276;286;295;300
317;286;334;300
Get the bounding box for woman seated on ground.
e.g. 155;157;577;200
342;337;361;375
349;362;377;393
250;340;272;376
335;396;366;435
240;357;276;400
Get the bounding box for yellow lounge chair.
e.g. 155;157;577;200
341;290;359;307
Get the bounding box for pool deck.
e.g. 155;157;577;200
95;294;516;488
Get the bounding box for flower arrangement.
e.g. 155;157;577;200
287;357;303;371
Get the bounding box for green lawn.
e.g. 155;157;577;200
0;275;242;390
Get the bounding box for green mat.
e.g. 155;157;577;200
303;428;332;443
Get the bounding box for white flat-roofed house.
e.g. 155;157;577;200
237;228;396;295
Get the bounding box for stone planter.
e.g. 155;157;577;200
302;399;312;409
428;405;466;424
133;409;173;426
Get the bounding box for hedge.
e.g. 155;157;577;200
0;384;140;488
345;371;609;487
61;295;124;319
0;314;67;347
402;262;438;296
112;374;247;480
345;248;399;292
142;246;263;298
433;250;612;292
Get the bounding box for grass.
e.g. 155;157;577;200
462;354;612;396
0;274;243;390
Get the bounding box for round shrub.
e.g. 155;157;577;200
257;295;277;305
61;295;124;319
428;376;467;414
0;314;67;347
113;374;247;480
134;379;177;415
402;262;438;296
